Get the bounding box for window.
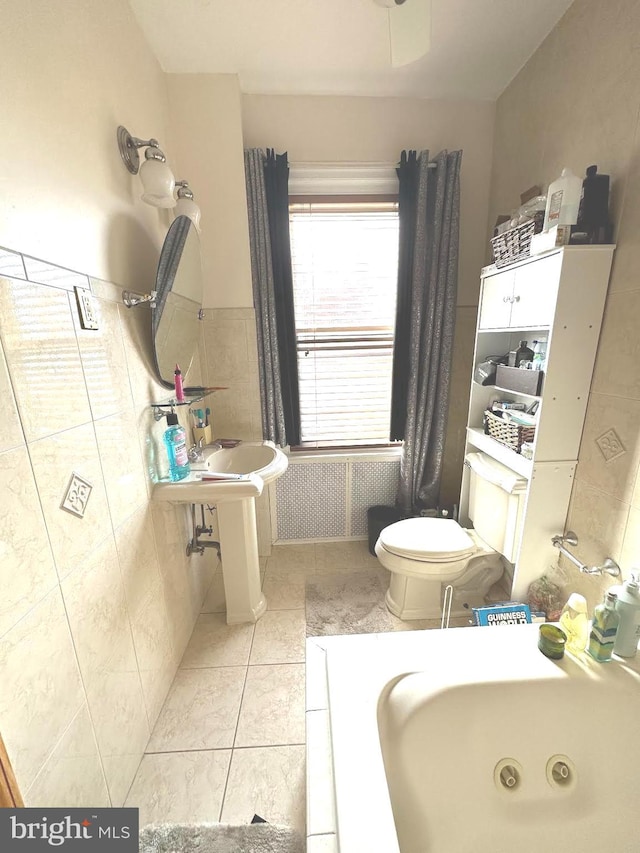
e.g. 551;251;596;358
289;199;399;446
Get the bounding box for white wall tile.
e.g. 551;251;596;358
0;587;85;791
60;536;149;805
28;421;112;580
73;294;134;421
25;704;110;807
0;332;24;452
0;278;91;440
0;446;58;637
0;249;26;280
95;409;148;528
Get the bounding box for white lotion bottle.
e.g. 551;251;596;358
612;573;640;658
543;167;582;231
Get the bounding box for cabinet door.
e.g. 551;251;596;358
509;253;562;328
478;269;515;329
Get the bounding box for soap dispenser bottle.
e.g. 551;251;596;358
559;593;589;656
612;573;640;658
163;413;190;482
588;590;619;662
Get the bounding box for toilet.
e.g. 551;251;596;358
375;452;527;620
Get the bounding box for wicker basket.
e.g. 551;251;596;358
490;219;538;268
483;410;536;454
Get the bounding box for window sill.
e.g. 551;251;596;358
287;443;402;463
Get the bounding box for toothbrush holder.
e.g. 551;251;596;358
193;424;213;446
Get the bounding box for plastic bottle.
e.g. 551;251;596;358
559;592;589;656
510;340;533;368
174;363;186;403
587;590;620;662
612;573;640;658
532;339;547;372
543;167;582;231
163;413;190;481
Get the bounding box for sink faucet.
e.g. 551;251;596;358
188;437;205;462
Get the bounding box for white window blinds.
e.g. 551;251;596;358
289;201;399;445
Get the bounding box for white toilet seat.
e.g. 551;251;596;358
378;517;477;562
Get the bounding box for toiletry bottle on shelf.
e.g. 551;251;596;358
612;573;640;658
509;341;534;368
163;413;190;481
588;590;619;662
543;167;582;232
559;592;589;656
532;339;547;372
174;363;185;403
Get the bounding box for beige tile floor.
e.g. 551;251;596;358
125;541;504;831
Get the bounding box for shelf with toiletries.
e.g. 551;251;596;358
460;244;615;602
150;387;227;421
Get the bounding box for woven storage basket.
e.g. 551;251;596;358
483;410;536;454
490;219;536;268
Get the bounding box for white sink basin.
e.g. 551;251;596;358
153;441;288;504
197;441;289;484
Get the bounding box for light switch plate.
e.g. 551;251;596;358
75;286;99;330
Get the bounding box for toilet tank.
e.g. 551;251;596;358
465;453;527;562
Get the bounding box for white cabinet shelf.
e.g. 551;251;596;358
461;245;615;600
466;428;532;478
472;380;541;401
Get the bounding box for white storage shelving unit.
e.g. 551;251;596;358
459;245;615;600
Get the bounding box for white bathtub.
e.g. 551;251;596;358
305;624;640;853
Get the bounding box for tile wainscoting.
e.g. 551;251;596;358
0;246;216;808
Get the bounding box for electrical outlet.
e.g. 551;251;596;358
75;286;99;330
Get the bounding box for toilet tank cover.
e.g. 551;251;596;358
379;518;476;560
465;452;527;494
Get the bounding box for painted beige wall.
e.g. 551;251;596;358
167;74;254;309
0;0;171;290
243;94;496;307
489;0;640;608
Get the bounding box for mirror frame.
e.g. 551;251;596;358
151;215;203;390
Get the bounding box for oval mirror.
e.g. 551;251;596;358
152;215;203;389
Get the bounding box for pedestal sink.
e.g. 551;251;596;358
152;441;288;624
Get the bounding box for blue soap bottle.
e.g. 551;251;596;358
163;413;190;481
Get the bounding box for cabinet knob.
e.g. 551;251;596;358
503;296;510;303
512;295;521;303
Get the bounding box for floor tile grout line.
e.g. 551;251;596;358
144;746;234;756
178;660;305;671
143;742;306;757
218;612;259;819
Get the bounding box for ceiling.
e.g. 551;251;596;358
129;0;574;100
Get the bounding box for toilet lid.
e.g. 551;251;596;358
379;517;476;560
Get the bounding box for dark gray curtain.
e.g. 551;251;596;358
244;149;300;447
392;149;462;514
